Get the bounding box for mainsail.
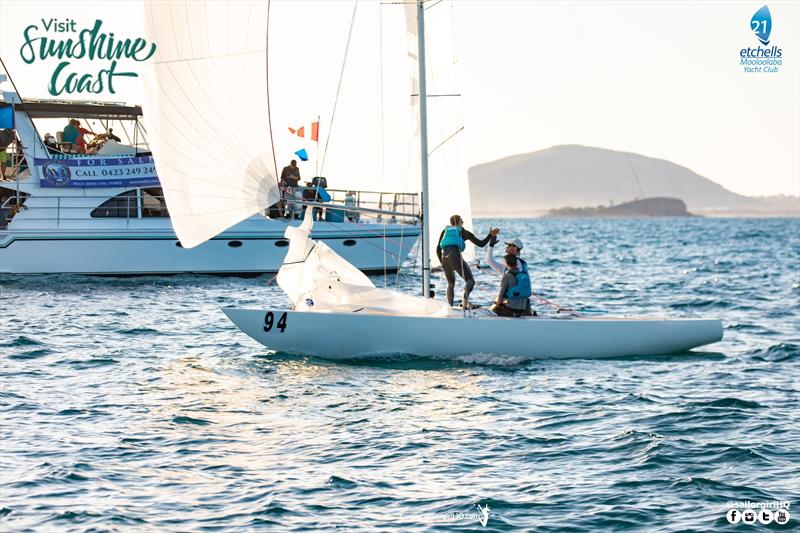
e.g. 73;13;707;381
141;1;280;248
404;2;473;263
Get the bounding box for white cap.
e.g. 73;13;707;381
505;238;523;250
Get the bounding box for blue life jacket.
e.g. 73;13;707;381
506;270;532;299
439;226;465;252
505;257;528;274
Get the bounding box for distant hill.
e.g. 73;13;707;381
469;145;799;217
544;197;693;218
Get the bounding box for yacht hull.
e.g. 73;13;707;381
0;227;419;275
222;308;724;360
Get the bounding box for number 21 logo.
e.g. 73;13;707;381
751;5;772;46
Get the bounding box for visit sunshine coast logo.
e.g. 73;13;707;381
739;5;783;74
19;18;157;96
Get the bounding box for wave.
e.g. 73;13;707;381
750;343;799;362
1;336;44;348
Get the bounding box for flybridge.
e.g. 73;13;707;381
17;99;142;120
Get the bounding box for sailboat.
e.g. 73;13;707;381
142;0;722;360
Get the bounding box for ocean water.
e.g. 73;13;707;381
1;217;798;532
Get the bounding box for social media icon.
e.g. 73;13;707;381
758;509;773;524
743;510;757;524
726;509;741;524
775;509;790;525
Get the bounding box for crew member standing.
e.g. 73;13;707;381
436;214;499;308
280;160;301;218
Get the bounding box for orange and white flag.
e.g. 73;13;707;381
288;121;319;142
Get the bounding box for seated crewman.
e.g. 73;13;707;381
491;254;534;317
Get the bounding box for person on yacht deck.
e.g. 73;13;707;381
491;254;534;318
62;119;94;154
485;237;527;275
485;237;533;315
74;120;95;153
437;214;499;308
280;159;301;218
62;119;79;148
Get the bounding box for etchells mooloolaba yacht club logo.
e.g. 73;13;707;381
739;5;783;74
19;18;157;96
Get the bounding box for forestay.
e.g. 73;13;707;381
141;1;280;248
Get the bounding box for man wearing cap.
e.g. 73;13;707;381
485;237;527;275
485;236;534;315
491;254;533;317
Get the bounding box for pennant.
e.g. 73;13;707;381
294;148;309;161
289;121;319;142
316;185;331;202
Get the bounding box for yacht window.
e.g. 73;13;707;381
141;187;169;217
90;190;138;218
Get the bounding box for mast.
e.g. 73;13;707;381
416;0;432;298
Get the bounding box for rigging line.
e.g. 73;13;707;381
152;49;265;65
567;2;644;201
317;215;405;261
428;126;463;156
0;56;52;164
379;0;385;190
320;0;359;174
238;1;272;173
394;222;406;286
383;222;387;287
625;153;646;199
265;0;278;180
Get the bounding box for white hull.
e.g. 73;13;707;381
222;308;724;360
0;227;418;275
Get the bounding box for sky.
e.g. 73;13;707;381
1;0;798;197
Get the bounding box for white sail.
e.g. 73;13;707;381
405;2;474;263
277;210;452;317
141;1;280;248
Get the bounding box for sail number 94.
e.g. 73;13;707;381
264;311;287;333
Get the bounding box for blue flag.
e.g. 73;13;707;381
294;148;309;162
316;186;331;202
0;104;14;129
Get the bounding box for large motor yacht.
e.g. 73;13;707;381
0;92;420;275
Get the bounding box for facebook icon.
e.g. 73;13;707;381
726;509;741;524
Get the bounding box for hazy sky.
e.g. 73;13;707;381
1;0;798;197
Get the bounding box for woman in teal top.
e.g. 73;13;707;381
436;214;499;308
62;119;79;144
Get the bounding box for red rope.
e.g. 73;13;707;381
530;291;568;311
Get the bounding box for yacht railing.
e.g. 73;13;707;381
0;188;419;229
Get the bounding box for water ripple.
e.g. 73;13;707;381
0;218;798;531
